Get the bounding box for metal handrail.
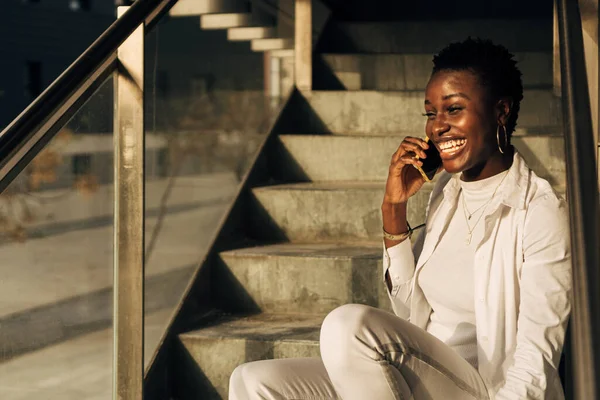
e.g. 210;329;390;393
556;0;600;399
0;0;178;194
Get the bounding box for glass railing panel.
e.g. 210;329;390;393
0;74;115;399
142;14;289;362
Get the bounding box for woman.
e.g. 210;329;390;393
229;38;572;400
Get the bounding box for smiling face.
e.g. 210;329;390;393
424;69;504;179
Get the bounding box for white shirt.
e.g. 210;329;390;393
419;172;509;368
383;151;571;399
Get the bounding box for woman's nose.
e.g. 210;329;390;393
432;119;450;136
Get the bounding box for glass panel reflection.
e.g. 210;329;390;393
0;75;114;399
143;15;288;364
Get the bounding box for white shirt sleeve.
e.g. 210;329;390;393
381;179;437;320
495;193;572;399
382;228;424;320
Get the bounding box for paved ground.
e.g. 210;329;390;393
0;172;239;399
0;309;172;400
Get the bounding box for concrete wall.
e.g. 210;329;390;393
146;17;264;98
142;15;268;170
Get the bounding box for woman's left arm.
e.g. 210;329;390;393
496;193;572;400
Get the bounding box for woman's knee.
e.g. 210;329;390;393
229;363;250;400
320;304;377;340
229;359;291;400
320;304;381;360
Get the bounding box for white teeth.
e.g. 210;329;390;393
439;139;466;152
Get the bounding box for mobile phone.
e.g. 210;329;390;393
415;136;442;182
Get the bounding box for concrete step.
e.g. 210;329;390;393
317;19;552;54
315;52;552;91
200;13;269;29
272;134;566;186
216;242;390;314
270;49;294;58
296;90;562;136
227;26;276;41
169;0;248;16
250;181;432;242
273;134;401;182
176;313;323;399
251;38;294;51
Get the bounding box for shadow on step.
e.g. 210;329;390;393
313;55;348;91
268;139;312;183
172;338;224;400
211;256;261;315
245;194;291;243
314;18;358;55
273;89;331;135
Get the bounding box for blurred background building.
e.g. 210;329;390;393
1;0;276;190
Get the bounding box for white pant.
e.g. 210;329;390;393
229;304;489;400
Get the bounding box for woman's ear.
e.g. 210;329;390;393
496;97;512;126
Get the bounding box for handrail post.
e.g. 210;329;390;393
295;0;312;91
114;6;145;400
556;0;600;399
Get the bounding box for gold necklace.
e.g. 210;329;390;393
461;171;509;245
462;197;489;220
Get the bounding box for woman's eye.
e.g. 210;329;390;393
422;112;436;119
448;106;463;114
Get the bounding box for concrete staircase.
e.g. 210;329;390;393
168;0;330;61
168;15;566;400
169;0;296;55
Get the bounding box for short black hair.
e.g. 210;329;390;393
432;38;524;138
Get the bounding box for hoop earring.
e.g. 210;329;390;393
496;124;508;154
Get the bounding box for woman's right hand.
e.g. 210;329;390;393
383;136;430;205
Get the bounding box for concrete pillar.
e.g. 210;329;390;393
281;55;295;96
295;0;312;91
556;1;599;176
